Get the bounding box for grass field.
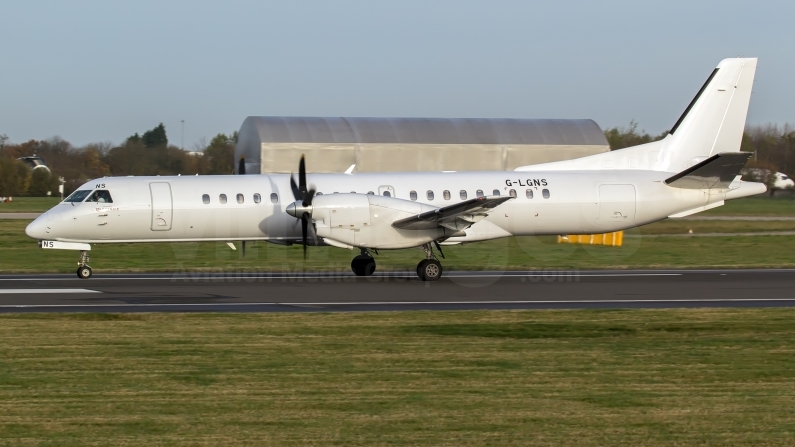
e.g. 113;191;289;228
1;309;794;446
701;195;795;216
0;197;60;213
2;218;795;273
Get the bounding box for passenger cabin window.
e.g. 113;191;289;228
460;190;467;200
443;190;451;200
542;189;550;199
64;190;93;203
253;193;261;203
427;190;434;200
492;189;500;196
476;189;484;198
509;189;517;198
202;194;210;204
410;190;417;201
219;194;227;204
85;190;113;203
383;191;391;197
236;193;244;204
270;193;278;203
526;189;534;199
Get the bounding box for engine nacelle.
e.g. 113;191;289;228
308;194;454;249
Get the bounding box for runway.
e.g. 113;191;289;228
0;269;794;312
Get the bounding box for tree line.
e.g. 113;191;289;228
1;121;793;197
0;124;236;197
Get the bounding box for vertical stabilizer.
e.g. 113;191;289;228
659;58;757;172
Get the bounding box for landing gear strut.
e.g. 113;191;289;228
351;249;376;277
416;243;443;281
76;250;92;279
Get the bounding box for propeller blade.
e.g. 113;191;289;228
303;187;316;207
241;241;246;258
290;174;300;201
306;215;319;246
301;213;309;259
299;155;307;193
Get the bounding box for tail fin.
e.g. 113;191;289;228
659;58;757;172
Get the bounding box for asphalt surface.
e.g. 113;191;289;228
0;269;794;312
0;213;41;219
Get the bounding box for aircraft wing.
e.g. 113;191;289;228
664;152;753;189
391;196;513;231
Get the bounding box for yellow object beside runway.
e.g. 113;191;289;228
558;231;624;247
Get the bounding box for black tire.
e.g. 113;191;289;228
351;255;376;276
420;259;442;281
76;266;92;279
416;260;428;279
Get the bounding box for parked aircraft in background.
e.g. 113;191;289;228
742;168;795;192
26;58;765;280
18;155;51;173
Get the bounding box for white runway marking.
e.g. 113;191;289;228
1;297;794;308
0;273;683;281
0;289;100;294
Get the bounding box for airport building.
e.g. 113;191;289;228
234;117;609;174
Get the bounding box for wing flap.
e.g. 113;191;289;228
392;196;512;230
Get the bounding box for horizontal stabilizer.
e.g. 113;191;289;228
392;196;512;231
664;152;753;189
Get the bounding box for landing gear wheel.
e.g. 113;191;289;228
417;259;428;278
76;266;93;279
351;255;376;277
417;259;443;281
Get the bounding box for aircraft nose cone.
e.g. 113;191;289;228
286;202;298;218
285;201;312;218
25;214;49;240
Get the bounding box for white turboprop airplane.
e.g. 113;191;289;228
26;58;765;281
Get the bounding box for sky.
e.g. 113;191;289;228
1;0;793;148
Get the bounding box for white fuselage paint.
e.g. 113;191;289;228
23;57;769;257
26;169;749;246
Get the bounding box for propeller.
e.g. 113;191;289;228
287;155;316;259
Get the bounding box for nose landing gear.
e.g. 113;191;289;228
351;249;376;276
76;250;92;279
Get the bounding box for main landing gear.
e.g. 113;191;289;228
349;243;445;281
416;242;443;282
351;249;376;276
76;250;92;279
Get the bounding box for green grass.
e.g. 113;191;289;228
640;219;795;234
0;197;60;213
1;309;795;446
2;219;795;273
700;195;795;216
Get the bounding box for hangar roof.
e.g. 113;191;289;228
239;117;607;146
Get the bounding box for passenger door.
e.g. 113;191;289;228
149;182;173;231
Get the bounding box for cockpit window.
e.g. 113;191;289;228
85;190;113;203
64;190;92;203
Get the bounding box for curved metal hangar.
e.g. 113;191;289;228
234;117;609;174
